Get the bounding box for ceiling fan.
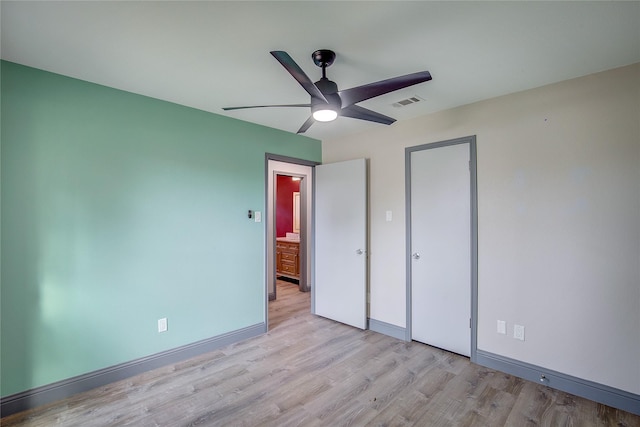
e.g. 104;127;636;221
223;49;432;134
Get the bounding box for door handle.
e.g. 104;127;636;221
412;252;420;260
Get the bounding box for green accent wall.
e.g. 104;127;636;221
0;61;321;397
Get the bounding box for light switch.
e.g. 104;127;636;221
254;211;262;222
497;320;506;334
158;318;168;333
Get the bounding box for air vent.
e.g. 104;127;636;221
392;96;423;108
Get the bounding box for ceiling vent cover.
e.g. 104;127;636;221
392;96;423;108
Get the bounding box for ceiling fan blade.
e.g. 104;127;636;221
270;51;328;103
338;71;432;107
341;105;396;125
222;104;310;111
297;116;315;134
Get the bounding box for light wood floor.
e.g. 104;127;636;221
3;280;639;426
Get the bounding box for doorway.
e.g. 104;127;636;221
266;155;316;330
405;136;478;359
266;155;369;332
274;173;302;285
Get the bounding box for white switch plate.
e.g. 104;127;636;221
254;211;261;222
158;318;168;333
497;320;506;334
385;211;393;222
514;324;525;341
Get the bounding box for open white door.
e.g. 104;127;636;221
315;159;367;329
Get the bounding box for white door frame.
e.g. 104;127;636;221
265;154;319;329
404;136;478;362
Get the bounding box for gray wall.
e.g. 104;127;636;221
322;63;640;395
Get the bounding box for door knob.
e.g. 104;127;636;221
356;249;365;255
412;252;420;260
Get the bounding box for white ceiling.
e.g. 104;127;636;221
2;1;639;141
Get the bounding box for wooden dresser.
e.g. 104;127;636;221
276;238;299;280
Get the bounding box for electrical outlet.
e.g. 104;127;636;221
254;211;262;223
158;318;168;333
385;211;393;222
497;320;506;335
514;324;525;341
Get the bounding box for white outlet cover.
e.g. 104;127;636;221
254;211;262;222
514;324;525;341
385;211;392;222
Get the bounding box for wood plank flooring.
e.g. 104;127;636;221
3;279;639;426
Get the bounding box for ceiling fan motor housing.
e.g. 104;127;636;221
312;78;342;118
315;77;338;95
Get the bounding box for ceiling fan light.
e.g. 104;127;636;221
312;108;338;122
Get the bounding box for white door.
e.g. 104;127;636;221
315;159;367;329
410;142;471;356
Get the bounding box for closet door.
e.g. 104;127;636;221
410;141;471;356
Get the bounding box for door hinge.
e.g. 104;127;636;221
470;318;472;328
